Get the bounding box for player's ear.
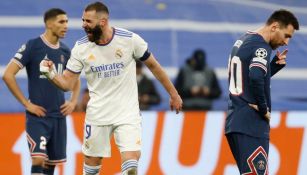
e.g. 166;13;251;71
99;17;107;28
45;19;53;29
98;12;108;27
271;22;280;32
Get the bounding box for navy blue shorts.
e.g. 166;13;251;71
226;133;269;175
26;115;67;164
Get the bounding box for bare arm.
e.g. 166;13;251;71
60;78;81;116
143;54;182;113
70;78;81;104
51;70;79;91
2;61;46;117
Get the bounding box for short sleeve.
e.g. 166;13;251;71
132;33;150;61
66;43;83;74
12;41;32;69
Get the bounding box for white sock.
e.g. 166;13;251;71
121;159;138;175
83;164;101;175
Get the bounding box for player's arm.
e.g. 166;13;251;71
60;78;81;116
2;61;46;117
52;69;80;92
249;46;271;121
249;68;271;122
143;54;182;113
40;59;80;91
70;78;81;105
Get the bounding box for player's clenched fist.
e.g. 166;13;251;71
39;58;56;79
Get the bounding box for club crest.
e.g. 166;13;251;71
115;49;123;59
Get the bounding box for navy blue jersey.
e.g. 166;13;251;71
13;35;70;118
225;31;284;138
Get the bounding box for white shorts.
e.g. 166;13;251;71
82;122;142;157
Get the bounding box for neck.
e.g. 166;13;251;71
97;26;113;45
43;32;59;45
254;26;270;44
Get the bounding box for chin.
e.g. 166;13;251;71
88;37;94;42
86;34;93;42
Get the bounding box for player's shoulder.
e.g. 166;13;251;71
243;31;268;47
16;37;42;54
76;36;90;46
114;27;133;38
25;36;43;47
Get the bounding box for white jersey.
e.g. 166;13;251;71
67;28;149;125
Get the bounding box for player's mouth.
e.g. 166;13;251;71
85;29;93;37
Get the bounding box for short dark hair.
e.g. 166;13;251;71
266;9;299;30
44;8;66;23
85;1;109;15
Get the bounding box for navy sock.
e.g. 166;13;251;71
43;165;55;175
31;165;44;174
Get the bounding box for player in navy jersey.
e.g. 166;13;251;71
225;9;299;174
2;8;80;175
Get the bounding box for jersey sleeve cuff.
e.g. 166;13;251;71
66;67;81;74
139;49;151;61
11;58;24;69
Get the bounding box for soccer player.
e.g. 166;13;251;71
39;2;183;175
2;8;80;174
225;9;299;174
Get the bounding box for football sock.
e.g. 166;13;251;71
43;164;55;175
83;164;101;175
31;165;44;174
121;159;138;175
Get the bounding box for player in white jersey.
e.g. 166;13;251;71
40;2;183;175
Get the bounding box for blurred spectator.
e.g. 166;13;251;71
175;49;222;110
136;61;161;110
75;88;90;112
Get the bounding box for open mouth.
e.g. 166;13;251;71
85;29;93;36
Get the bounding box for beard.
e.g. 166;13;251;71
85;25;102;43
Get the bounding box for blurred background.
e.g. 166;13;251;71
1;0;307;112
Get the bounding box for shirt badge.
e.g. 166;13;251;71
255;48;267;58
115;49;123;59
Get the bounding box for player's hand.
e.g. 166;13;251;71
249;104;271;122
275;49;288;65
25;100;47;117
60;100;77;116
169;94;183;114
264;111;271;122
201;86;210;96
191;86;201;96
40;59;56;79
